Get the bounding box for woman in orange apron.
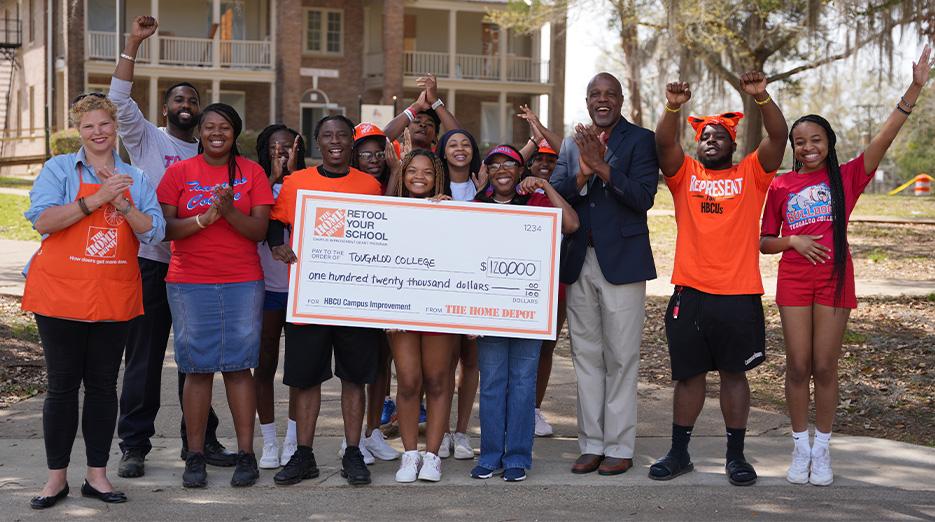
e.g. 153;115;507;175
22;94;165;509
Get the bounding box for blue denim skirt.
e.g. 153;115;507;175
167;280;264;373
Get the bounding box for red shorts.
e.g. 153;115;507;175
776;257;857;309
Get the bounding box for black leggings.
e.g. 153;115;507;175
36;314;129;469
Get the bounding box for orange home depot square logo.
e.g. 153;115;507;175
314;208;346;237
86;227;118;258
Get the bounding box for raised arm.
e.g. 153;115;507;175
110;16;159;149
741;71;788;172
517;104;563;152
863;45;932;174
114;16;156;82
383;92;429;143
655;82;691;177
419;74;462;133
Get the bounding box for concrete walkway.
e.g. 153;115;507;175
1;334;934;520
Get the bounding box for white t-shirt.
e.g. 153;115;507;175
450;180;477;202
258;183;290;293
110;76;200;264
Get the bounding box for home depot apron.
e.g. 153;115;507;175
22;165;143;321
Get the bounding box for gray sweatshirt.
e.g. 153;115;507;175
108;76;199;264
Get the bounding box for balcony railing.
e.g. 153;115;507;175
86;31;271;70
0;16;22;48
400;51;548;83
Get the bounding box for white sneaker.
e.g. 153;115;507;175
395;450;421;483
809;445;833;486
534;408;554;437
259;441;281;469
339;437;376;465
364;428;400;461
280;439;297;466
418;452;442;482
786;444;810;484
453;432;474;460
438;432;453;459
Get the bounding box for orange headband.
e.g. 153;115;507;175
687;112;744;142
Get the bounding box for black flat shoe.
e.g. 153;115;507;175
30;483;69;509
80;481;128;503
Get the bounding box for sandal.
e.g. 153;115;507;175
726;458;757;486
648;454;694;481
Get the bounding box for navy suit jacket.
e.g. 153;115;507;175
551;117;658;285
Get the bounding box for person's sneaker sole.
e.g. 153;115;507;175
273;469;319;486
117;460;145;478
182;478;207;488
340;470;371;486
231;475;258;487
809;475;833;486
258;459;280;469
786;471;809;484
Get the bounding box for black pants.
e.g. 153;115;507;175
36;314;129;469
117;257;220;455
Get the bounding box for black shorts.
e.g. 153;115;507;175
282;323;380;388
664;286;766;381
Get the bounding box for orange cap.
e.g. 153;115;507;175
354;122;386;144
537;139;558;156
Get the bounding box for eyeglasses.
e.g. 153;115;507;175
72;92;106;104
487;160;519;172
358;151;386;162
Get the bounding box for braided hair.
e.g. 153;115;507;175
256;124;307;179
790;114;847;306
397;149;447;198
197;103;243;189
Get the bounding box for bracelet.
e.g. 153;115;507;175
119;53;136;63
664;103;681;113
896;104;911;116
754;95;772;106
403;108;415;122
431;98;444;110
77;197;92;216
195;214;206;229
899;96;914;110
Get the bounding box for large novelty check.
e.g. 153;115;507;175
286;191;562;340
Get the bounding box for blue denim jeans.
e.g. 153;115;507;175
477;336;542;471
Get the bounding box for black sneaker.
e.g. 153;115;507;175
117;448;146;478
182;453;208;488
230;451;259;487
274;446;319;486
341;446;371;486
181;440;237;467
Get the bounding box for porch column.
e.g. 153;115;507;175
446;88;456;116
269;82;276;125
498;26;507;82
498;90;507;143
148;76;159;123
382;0;404;104
212;0;221;68
150;0;160;64
269;0;277;79
448;9;456;79
212;79;221;103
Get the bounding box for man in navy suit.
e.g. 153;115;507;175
551;72;658;476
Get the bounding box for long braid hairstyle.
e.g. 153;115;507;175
198;103;244;189
397;149;446;198
256;124;307;179
790;114;847;306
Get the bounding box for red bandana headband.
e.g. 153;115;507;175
687;112;744;142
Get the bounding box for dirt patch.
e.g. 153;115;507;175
0;295;45;408
556;295;935;447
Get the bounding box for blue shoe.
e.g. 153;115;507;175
503;468;527;482
470;465;495;479
380;398;397;426
418;403;427;424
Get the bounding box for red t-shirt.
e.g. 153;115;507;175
761;155;873;265
157;155;275;283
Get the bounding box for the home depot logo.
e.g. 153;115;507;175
314;208;346;237
86;227;118;258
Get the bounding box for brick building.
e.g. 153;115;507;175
0;0;565;168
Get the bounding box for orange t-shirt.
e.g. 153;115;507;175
664;152;775;295
270;166;383;228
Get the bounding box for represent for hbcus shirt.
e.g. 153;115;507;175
761;154;873;265
157;155;275;284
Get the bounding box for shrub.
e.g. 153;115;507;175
237;130;259;162
49;129;81;155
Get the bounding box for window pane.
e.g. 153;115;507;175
307;11;321;51
326;12;341;53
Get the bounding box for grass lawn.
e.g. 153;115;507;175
0;176;35;189
0;194;40;241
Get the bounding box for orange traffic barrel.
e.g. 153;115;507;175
915;176;931;196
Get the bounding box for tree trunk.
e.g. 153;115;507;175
740;92;763;156
614;1;643;126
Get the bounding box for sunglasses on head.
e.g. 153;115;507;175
72;92;107;104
